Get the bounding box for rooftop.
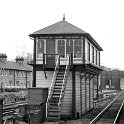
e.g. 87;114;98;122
0;60;32;71
29;19;103;51
29;19;87;37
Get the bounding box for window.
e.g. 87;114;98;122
74;39;81;58
96;49;97;65
4;70;7;76
94;49;96;64
1;69;4;76
87;42;90;61
37;39;44;58
58;40;65;58
21;71;24;77
16;71;19;77
9;70;13;77
97;52;100;66
57;39;82;58
16;81;20;87
92;46;94;63
27;72;30;77
66;39;73;56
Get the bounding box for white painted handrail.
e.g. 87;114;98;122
58;54;70;120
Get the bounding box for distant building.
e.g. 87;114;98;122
100;68;124;90
0;54;32;89
0;53;32;124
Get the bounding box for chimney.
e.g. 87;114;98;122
15;56;24;64
0;53;7;62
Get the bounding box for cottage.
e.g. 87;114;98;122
0;54;32;124
29;17;103;122
0;55;32;89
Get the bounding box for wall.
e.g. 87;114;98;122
100;70;124;90
36;71;54;88
61;72;72;119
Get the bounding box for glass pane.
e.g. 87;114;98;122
58;40;65;58
74;46;81;58
74;39;81;58
87;42;90;61
37;39;44;58
66;39;73;56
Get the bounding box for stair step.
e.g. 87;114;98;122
49;105;58;110
48;109;59;112
53;92;60;95
50;99;59;103
55;83;62;86
58;71;65;73
54;85;62;88
56;78;63;81
57;73;64;76
55;80;63;83
52;94;60;97
48;112;59;117
54;89;61;91
47;116;58;122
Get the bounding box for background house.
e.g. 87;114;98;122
0;53;32;124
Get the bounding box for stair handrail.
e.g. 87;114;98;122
46;54;60;118
58;54;71;120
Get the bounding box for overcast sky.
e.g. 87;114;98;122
0;0;124;70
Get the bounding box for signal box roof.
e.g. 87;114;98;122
29;19;103;51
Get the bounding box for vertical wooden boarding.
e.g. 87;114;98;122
36;71;54;88
90;78;94;109
75;72;81;118
86;74;90;111
89;74;91;109
81;75;86;114
80;75;82;116
72;70;76;119
61;72;72;119
85;75;87;112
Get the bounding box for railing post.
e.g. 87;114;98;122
43;53;45;66
71;53;73;69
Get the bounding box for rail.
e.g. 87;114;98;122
46;55;60;118
90;91;123;124
58;54;71;121
113;91;124;124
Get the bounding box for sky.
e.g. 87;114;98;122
0;0;124;70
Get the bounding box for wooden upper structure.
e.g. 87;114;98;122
29;18;103;67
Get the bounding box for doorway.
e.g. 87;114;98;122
46;39;55;65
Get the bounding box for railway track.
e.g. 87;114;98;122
90;91;124;124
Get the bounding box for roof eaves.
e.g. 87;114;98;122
86;33;103;51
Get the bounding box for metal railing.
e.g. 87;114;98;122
113;91;124;124
43;53;58;66
46;55;60;118
58;54;71;121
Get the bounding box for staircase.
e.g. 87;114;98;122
46;54;70;122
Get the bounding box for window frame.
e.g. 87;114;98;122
56;39;82;59
36;38;46;59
